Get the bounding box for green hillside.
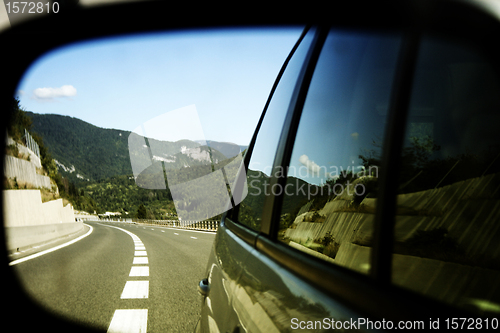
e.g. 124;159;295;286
78;174;176;218
27;112;235;185
27;112;132;183
23;111;278;220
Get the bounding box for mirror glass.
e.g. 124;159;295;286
4;27;303;331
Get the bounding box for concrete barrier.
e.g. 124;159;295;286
3;189;79;252
3;189;74;227
334;241;500;306
5;221;83;253
286;173;500;261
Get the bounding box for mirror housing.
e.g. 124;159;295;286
3;1;500;332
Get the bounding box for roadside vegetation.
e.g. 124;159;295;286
5;98;234;220
79;174;177;219
4;98;96;210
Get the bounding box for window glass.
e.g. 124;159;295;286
392;37;500;315
278;29;401;274
236;29;316;231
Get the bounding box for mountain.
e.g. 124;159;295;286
27;112;245;185
28;112;134;183
195;140;248;159
24;112;324;219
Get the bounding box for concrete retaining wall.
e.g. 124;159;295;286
4;155;51;189
334;242;500;307
3;189;79;252
285;206;373;246
6;136;42;168
284;174;500;310
3;189;75;227
286;173;500;260
5;221;83;252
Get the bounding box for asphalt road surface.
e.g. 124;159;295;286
9;221;216;332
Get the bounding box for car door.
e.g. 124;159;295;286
205;18;500;333
222;26;405;332
197;26;317;333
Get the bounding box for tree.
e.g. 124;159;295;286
137;204;147;219
7;97;32;142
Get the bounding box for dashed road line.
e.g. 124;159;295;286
190;236;198;239
130;266;149;277
98;223;150;332
108;309;148;333
121;281;149;299
133;257;149;264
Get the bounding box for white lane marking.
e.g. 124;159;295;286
174;233;179;235
9;224;94;266
129;267;149;277
133;257;148;264
154;226;217;234
135;246;146;250
190;236;197;239
121;281;149;299
98;223;141;242
134;251;147;256
161;230;165;233
151;229;154;230
108;309;148;333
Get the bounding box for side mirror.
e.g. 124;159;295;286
198;278;210;296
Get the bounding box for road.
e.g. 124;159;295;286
10;221;215;332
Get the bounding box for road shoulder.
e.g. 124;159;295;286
8;223;93;265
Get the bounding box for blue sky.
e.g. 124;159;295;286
16;27;303;146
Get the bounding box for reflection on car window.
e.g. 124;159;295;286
391;36;500;315
236;29;316;231
278;30;401;274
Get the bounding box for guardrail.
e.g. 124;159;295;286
97;218;219;232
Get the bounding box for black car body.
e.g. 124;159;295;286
196;2;500;332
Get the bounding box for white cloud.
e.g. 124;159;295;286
33;85;77;99
299;154;322;176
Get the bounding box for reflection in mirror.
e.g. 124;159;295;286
391;36;500;316
278;29;401;274
128;104;246;221
4;28;302;330
236;27;316;232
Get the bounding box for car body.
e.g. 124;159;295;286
2;1;500;332
196;2;500;332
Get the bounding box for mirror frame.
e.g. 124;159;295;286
2;1;500;331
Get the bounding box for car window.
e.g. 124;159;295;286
235;28;316;231
392;36;500;315
277;29;401;274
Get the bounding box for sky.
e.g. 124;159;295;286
16;27;304;146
